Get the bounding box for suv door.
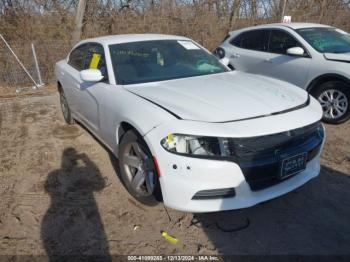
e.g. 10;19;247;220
260;29;312;87
76;43;109;133
227;29;270;73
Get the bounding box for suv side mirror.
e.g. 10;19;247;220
287;47;306;57
80;69;104;82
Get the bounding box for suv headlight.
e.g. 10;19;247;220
160;134;229;157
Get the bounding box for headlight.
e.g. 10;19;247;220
160;134;228;157
160;121;324;159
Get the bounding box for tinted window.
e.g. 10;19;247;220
231;30;269;51
269;30;301;54
68;45;87;70
84;44;108;81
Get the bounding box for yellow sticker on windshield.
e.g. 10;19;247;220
89;53;101;69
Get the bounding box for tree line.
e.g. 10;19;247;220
1;0;350;88
1;0;350;49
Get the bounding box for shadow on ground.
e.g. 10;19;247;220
193;166;350;255
41;147;111;261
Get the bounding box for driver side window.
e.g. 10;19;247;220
84;43;109;82
269;30;302;54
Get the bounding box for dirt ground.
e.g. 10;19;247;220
0;92;350;258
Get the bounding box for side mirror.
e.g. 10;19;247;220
214;47;226;59
287;47;306;57
80;69;104;82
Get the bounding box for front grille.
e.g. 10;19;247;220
231;122;324;191
192;188;236;200
226;122;323;159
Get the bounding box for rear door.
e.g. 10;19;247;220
226;29;270;73
260;29;312;87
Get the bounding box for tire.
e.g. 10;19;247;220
59;87;75;125
311;81;350;124
118;130;162;205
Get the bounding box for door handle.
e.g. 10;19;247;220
264;58;273;63
60;71;65;76
231;53;240;59
75;83;81;89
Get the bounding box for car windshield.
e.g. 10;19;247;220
109;40;228;85
296;27;350;53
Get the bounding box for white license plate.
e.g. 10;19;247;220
280;152;307;179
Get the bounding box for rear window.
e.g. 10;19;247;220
230;30;269;51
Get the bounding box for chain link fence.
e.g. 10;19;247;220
0;39;71;96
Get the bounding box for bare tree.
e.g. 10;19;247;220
228;0;242;31
71;0;86;44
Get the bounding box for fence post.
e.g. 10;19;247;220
31;43;43;87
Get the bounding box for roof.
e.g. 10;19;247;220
78;34;190;46
269;22;332;29
229;22;332;34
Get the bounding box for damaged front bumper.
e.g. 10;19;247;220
144;97;325;212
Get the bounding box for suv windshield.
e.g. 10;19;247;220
296;27;350;53
109;40;228;85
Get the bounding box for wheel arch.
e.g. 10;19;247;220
116;121;144;147
307;74;350;94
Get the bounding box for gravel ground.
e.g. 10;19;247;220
0;93;349;258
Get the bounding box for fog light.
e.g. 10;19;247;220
192;188;236;200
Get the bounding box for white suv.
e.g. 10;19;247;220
216;23;350;124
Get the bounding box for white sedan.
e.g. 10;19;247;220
55;34;325;212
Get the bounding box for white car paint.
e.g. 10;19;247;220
126;72;308;122
55;34;324;212
217;23;350;123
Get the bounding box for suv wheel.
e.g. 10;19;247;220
118;130;162;205
312;81;350;124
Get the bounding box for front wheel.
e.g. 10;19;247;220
312;81;350;124
59;88;75;125
118;130;162;205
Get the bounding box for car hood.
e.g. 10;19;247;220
124;72;309;122
324;52;350;62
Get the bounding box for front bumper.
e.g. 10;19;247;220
144;98;324;212
153;151;321;212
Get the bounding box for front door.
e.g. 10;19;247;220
76;43;109;133
260;29;312;88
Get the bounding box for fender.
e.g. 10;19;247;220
306;73;350;92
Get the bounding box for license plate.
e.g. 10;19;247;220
280;153;307;179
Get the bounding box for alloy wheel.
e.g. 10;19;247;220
318;89;348;120
122;142;156;196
